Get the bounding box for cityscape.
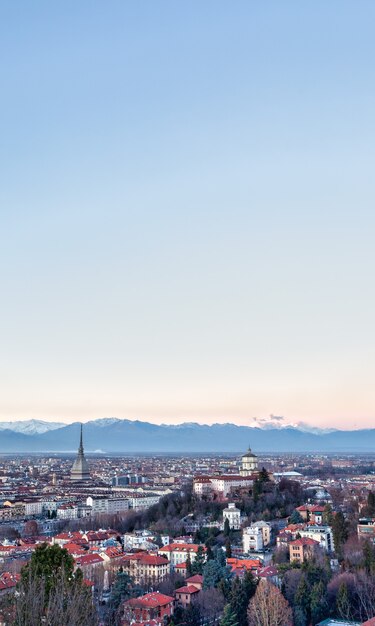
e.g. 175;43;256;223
2;1;375;625
0;427;373;624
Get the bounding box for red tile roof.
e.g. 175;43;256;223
125;592;174;609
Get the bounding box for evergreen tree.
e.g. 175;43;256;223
332;512;348;558
109;571;133;612
323;503;333;525
258;467;269;483
294;576;310;626
225;537;232;558
220;604;238;626
289;509;303;524
362;539;375;575
21;543;79;602
191;545;206;575
242;570;257;602
229;577;248;626
336;581;351;621
224;518;231;537
310;580;328;625
367;491;375;515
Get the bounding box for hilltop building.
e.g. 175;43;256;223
240;446;258;476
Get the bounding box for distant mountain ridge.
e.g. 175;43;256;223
0;418;373;453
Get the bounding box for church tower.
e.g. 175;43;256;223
70;424;90;481
240;445;258;476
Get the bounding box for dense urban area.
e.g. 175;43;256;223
0;429;375;625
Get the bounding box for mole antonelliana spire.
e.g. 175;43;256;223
70;423;90;481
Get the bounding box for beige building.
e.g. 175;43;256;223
289;538;319;563
122;553;170;585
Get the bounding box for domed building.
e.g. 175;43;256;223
70;424;90;481
240;446;258;476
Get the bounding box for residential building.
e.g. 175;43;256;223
121;553;170;585
243;526;264;553
289;538;320;563
223;503;241;530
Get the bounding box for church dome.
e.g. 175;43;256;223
242;447;257;460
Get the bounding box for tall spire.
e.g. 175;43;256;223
70;423;90;481
79;423;84;454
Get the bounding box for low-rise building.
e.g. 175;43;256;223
121;553;170;585
158;543;205;570
289;538;320;563
243;526;264;553
223;503;241;530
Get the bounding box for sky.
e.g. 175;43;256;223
1;1;375;430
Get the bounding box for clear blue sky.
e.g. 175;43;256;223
1;1;375;428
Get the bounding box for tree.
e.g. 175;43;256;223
191;546;205;575
362;539;375;575
225;537;232;558
294;576;310;626
367;491;375;515
289;510;303;524
196;588;225;623
220;604;238;626
258;468;269;483
336;581;351;621
229;577;248;626
21;543;78;602
332;512;348;558
15;545;97;626
224;518;230;537
310;580;328;625
109;570;133;611
247;581;293;626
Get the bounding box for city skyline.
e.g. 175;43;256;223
2;2;375;429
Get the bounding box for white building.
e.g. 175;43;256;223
243;525;264;552
250;521;271;547
194;475;253;498
223;503;241;530
158;543;205;570
240;447;258;476
299;526;334;553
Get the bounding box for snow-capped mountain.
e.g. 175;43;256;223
0;419;64;435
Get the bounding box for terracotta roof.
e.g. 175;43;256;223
125;592;174;609
186;574;203;584
175;585;200;594
290;538;319;547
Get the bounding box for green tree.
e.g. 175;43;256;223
332;512;349;558
294;576;310;626
109;571;133;612
21;543;78;602
220;604;239;626
258;468;269;483
336;581;351;621
362;539;375;575
289;510;303;524
225;537;232;558
224;518;230;537
229;577;248;626
191;545;206;575
367;491;375;515
310;580;328;625
323;504;333;525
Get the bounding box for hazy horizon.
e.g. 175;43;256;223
2;2;375;430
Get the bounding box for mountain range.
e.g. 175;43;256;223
0;418;373;453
